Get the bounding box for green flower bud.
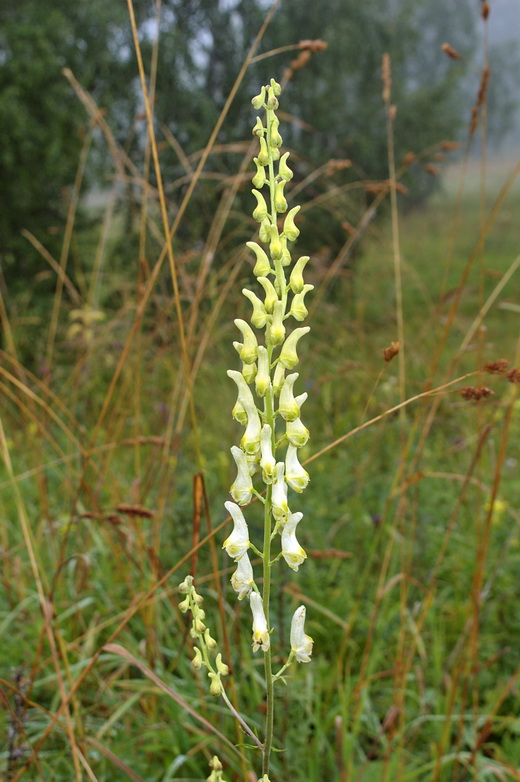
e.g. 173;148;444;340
279;151;293;181
279;372;300;421
269;301;286;345
273;362;285;396
252;157;268;188
252;189;268;222
204;628;218;650
257;276;278;313
282;205;301;241
266;86;279;110
274;180;287;213
286;417;310;448
251;87;266;109
259;217;271;243
242;288;268;328
234;319;258;364
215;653;229;676
208;671;222;696
279;326;310;369
191;647;203;670
271;146;280;161
289;256;310;293
280;235;291;266
257;136;270;165
178;597;190;613
252;116;265;136
178;575;194;594
270;114;283;148
193;617;206;634
242;361;257;385
260;424;276;484
269;224;283;260
290;284;314;321
270;77;281;96
246;241;272;277
255;345;271;397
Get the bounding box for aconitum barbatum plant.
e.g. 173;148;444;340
179;79;313;782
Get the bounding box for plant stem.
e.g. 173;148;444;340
262;374;275;776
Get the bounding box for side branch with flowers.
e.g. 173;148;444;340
179;79;314;782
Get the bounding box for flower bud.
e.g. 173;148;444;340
289;256;310;294
178;575;194;594
178;597;190;613
208;671;223;696
252;189;268;222
252;157;268;188
290;284;314;321
260;424;276;484
252;116;265;137
255;346;271;397
270;114;283;148
222;501;250;560
274;180;287;213
251;87;266;109
269;301;286;346
269;224;283;260
204;628;218;650
230;445;253;506
234;319;258;364
285;445;310;492
259;217;271;243
242;288;267;328
282;205;300;241
191;646;203;670
257;276;278;313
193;617;206;634
286;417;310;448
257;136;270;165
266;86;279;110
280;235;291;266
246;241;272;277
270;77;281;96
279;373;300;421
281;511;306;571
278;151;293;182
215;653;229;677
279;326;310;369
272;362;285;396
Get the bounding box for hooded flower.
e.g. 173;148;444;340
290;605;313;663
231;551;255;600
230;446;253;505
222;501;250;560
285;445;310;493
250;591;270;652
281;512;306;571
272;462;290;522
260;424;276;484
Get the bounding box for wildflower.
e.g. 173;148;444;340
281;512;307;571
278;326;310;369
255;346;271;397
286;417;310;448
222;501;250;560
234;319;258;364
242;288;268;329
272;462;290;522
191;647;203;669
290;284;314;322
285;445;310;492
246;241;272;277
279;373;301;421
208;671;223;696
231;551;255;600
257;276;278;313
289;256;310;294
290;605;313;662
260;424;276;484
230;446;253;505
282;205;300;240
250;591;270;652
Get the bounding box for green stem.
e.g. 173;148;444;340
262;364;275;776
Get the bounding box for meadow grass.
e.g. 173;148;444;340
1;19;520;782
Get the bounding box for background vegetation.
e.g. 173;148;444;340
1;1;519;781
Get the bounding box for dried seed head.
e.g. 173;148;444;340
382;341;400;362
459;386;494;401
484;359;509;375
506;368;520;384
